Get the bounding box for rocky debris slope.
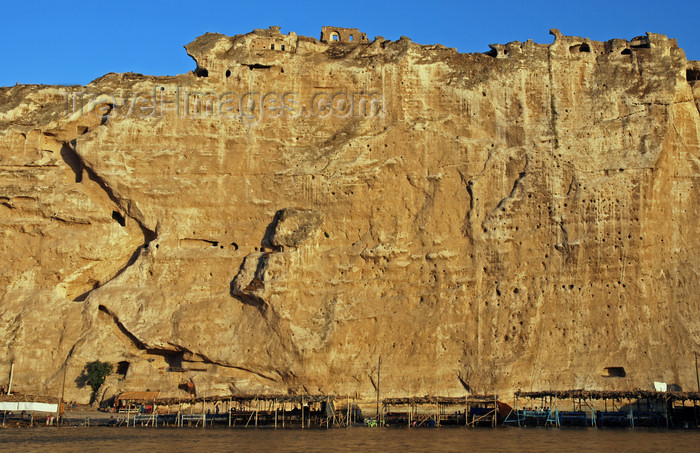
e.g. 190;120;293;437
0;27;699;404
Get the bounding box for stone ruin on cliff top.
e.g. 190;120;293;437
0;25;699;405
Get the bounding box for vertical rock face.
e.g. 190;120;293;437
0;27;699;403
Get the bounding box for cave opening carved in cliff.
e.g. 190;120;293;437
569;43;591;53
116;361;130;379
602;366;627;378
688;68;700;82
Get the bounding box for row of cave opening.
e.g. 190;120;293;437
110;362;628;382
195;65;277;79
109;214;240;251
486;42;661;58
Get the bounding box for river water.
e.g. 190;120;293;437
1;427;699;452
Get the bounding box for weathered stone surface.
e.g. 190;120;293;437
1;27;699;404
268;208;324;248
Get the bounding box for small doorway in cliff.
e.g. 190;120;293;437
164;351;184;369
687;68;700;83
116;361;130;379
602;366;626;378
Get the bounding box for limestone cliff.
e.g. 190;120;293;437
1;27;699;403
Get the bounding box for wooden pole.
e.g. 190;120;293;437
465;400;468;427
301;398;304;429
228;398;232;428
695;352;700;393
493;394;497;428
275;399;278;429
202;397;206;429
376;356;381;423
351;398;354;424
58;363;67;427
7;361;15;395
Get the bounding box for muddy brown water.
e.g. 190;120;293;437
1;427;700;452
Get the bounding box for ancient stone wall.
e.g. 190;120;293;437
320;26;368;43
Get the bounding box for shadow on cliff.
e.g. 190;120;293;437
230;207;322;316
59;140;157;302
229;210;293;313
260;210;283;250
229;262;268;313
230;255;273;314
60;142;85;183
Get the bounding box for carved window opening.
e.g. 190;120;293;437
194;67;208;77
281;45;285;51
621;48;632;55
349;35;354;42
271;44;275;50
331;32;339;42
225;69;231;78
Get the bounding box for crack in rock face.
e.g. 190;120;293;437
1;27;700;403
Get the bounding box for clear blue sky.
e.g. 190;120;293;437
1;0;697;87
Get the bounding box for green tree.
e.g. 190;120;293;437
81;360;113;402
